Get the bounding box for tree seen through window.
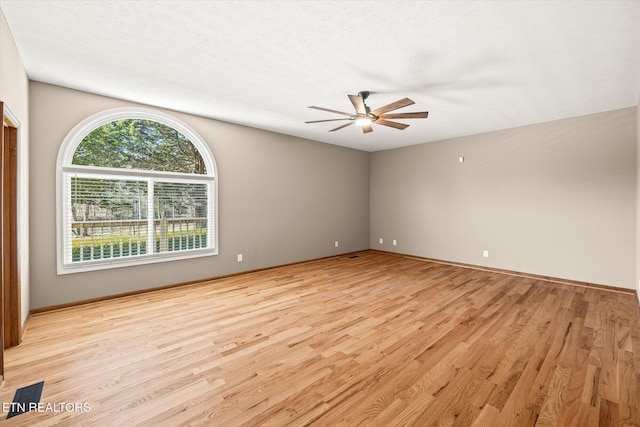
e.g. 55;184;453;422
73;119;206;173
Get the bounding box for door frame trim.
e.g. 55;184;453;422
2;104;21;349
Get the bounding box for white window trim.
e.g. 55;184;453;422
56;107;218;275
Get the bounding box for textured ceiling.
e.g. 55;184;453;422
1;1;639;151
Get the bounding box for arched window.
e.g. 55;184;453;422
56;108;217;274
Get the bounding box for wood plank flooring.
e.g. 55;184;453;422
1;251;639;426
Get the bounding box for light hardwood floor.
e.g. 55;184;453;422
1;251;639;426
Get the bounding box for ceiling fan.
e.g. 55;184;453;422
305;91;428;134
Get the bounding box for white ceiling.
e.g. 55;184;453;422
1;1;639;152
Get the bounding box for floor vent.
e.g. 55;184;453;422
7;381;44;419
348;255;359;259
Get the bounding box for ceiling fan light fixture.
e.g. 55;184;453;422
355;116;373;127
307;91;428;133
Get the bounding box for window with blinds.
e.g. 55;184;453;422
57;109;217;274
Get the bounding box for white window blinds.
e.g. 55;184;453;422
62;171;213;269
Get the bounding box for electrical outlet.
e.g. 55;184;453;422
334;241;339;248
237;254;243;262
459;156;465;163
379;238;384;244
483;250;489;258
392;239;397;246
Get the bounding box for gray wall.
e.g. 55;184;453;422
29;82;370;309
371;108;637;289
0;10;30;325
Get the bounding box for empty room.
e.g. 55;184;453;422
0;1;639;426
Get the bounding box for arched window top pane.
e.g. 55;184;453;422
72;119;207;174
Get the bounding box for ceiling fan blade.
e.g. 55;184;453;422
375;118;409;130
308;106;353;117
348;94;367;115
371;98;415;115
305;118;352;124
329;122;355;132
361;124;373;134
380;111;429;119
